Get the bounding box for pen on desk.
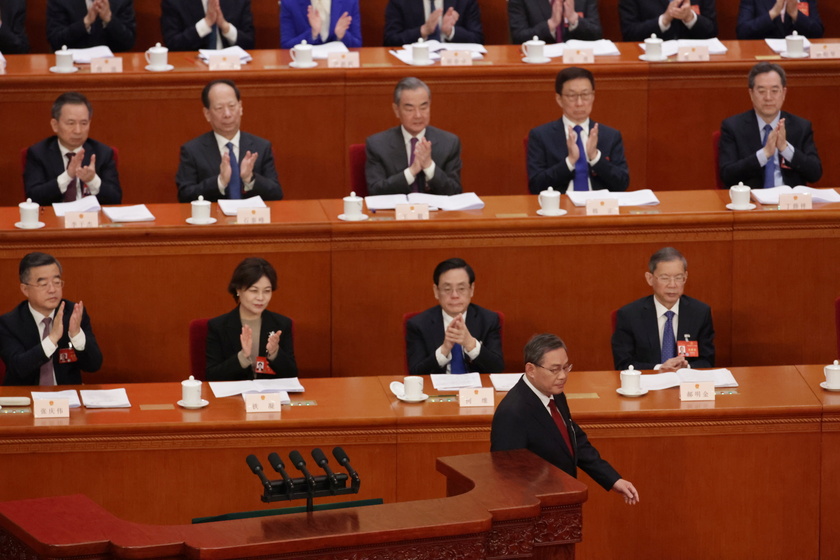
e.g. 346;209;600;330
432;394;456;398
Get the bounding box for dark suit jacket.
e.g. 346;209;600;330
0;300;103;386
619;0;717;41
527;119;629;194
46;0;135;51
508;0;602;44
280;0;361;48
383;0;483;46
161;0;255;51
0;0;29;53
611;294;715;370
365;126;462;195
405;304;504;375
205;308;297;381
736;0;823;39
719;110;822;189
491;377;621;490
24;136;122;205
176;131;283;202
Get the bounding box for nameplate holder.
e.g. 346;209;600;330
91;57;123;73
458;387;494;407
441;51;473;66
236;207;271;224
65;211;99;229
811;44;840;59
679;382;715;402
585;198;618;215
563;48;594;64
209;55;241;71
779;192;812;210
677;46;709;62
395;203;429;220
33;398;70;418
243;393;282;413
328;52;360;68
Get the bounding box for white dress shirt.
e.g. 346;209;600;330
434;309;483;373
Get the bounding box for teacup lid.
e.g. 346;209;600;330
296;40;311;48
193;195;210;205
827;360;840;370
344;191;362;201
526;35;544;45
787;30;802;39
731;181;749;190
20;198;37;207
149;42;167;52
56;45;69;54
414;38;427;47
646;33;661;42
182;375;201;385
540;186;560;197
621;365;639;374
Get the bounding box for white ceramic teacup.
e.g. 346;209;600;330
620;366;641;394
645;34;663;60
412;39;430;64
291;41;313;65
181;375;202;406
19;198;39;226
343;191;364;218
538;187;561;213
404;376;424;399
786;31;805;57
825;361;840;389
729;182;751;207
55;45;74;70
145;42;169;68
191;195;211;222
521;36;545;61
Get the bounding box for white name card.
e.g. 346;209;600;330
236;207;271;224
209;54;241;71
811;43;840;59
91;57;123;73
395;203;429;220
33;398;70;418
677;45;709;62
327;52;360;68
779;192;812;210
65;211;99;229
563;48;594;64
458;387;494;407
679;382;715;401
243;393;282;413
585;198;619;215
440;50;473;66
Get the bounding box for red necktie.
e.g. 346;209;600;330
64;152;78;201
548;400;574;456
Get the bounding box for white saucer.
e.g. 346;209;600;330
50;65;79;73
397;393;429;403
186;217;217;225
406;58;435;66
820;382;840;392
725;203;756;211
338;213;369;222
536;209;567;217
522;56;551;64
289;61;318;69
639;54;667;62
146;64;175;72
15;221;45;229
616;388;648;397
178;399;209;409
780;51;808;59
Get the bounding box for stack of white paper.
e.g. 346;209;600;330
31;389;82;408
389;48;441;64
217;196;267;216
566;189;659;207
401;39;487;55
79;388;132;408
68;46;114;63
639;368;739;391
209;378;305;398
430;373;482;390
103;204;155;222
751;186;840;205
545;39;621;58
489;373;524;391
199;46;252;64
640;38;728;56
312;41;350;59
53;196;101;217
765;38;811;53
364;192;484;211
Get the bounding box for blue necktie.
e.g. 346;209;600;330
573;125;588;191
207;24;218;49
661;310;677;363
762;124;775;189
429;0;441;41
226;142;241;199
450;343;467;374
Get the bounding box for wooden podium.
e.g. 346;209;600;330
0;451;587;560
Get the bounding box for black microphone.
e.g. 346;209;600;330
268;452;295;492
289;450;317;493
246;454;273;491
332;446;360;484
311;447;339;489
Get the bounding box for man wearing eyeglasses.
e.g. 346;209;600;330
611;247;715;372
405;258;504;375
0;252;103;386
527;67;629;194
719;62;821;189
491;333;639;505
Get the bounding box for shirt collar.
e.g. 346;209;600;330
754;111;780;130
653;296;680;317
214;131;241;152
400;126;426;145
28;303;56;326
561;116;590;135
523;373;553;408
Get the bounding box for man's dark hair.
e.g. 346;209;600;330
748;62;786;89
228;257;278;302
51;92;92;120
524;333;567;366
433;258;475;285
20;252;62;283
555;67;595;95
202;79;242;109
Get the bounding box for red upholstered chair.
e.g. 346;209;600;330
835;297;840;359
189;318;210;381
712;130;724;189
348;144;368;198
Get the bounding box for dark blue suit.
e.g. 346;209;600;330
491;377;621;491
0;300;103;386
508;0;602;44
280;0;361;48
611;294;715;370
46;0;135;51
383;0;483;46
719;110;822;189
0;0;29;53
527;119;629;194
736;0;823;39
24;136;122;206
619;0;717;42
161;0;255;51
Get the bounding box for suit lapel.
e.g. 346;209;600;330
427;307;445;351
520;380;573;459
537;0;551;22
642;296;661;357
201;132;222;175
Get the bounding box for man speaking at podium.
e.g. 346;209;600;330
491;334;639;504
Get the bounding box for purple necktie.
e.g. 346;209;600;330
39;317;56;386
573;125;588;191
661;310;677;363
64;152;78;201
409;137;420;192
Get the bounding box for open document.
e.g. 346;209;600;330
209;378;305;398
640;368;738;392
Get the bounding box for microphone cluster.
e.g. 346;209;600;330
246;447;360;510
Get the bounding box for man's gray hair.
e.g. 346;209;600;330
393;77;431;105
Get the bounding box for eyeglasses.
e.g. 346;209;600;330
535;363;574;376
561;92;594;102
25;278;64;290
753;87;783;97
438;285;470;296
653;275;686;285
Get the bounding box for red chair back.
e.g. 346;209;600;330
189;318;210;381
712;130;724;189
349;144;368;197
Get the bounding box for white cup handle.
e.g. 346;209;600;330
290;49;297;62
145;51;152;64
521;43;529;58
